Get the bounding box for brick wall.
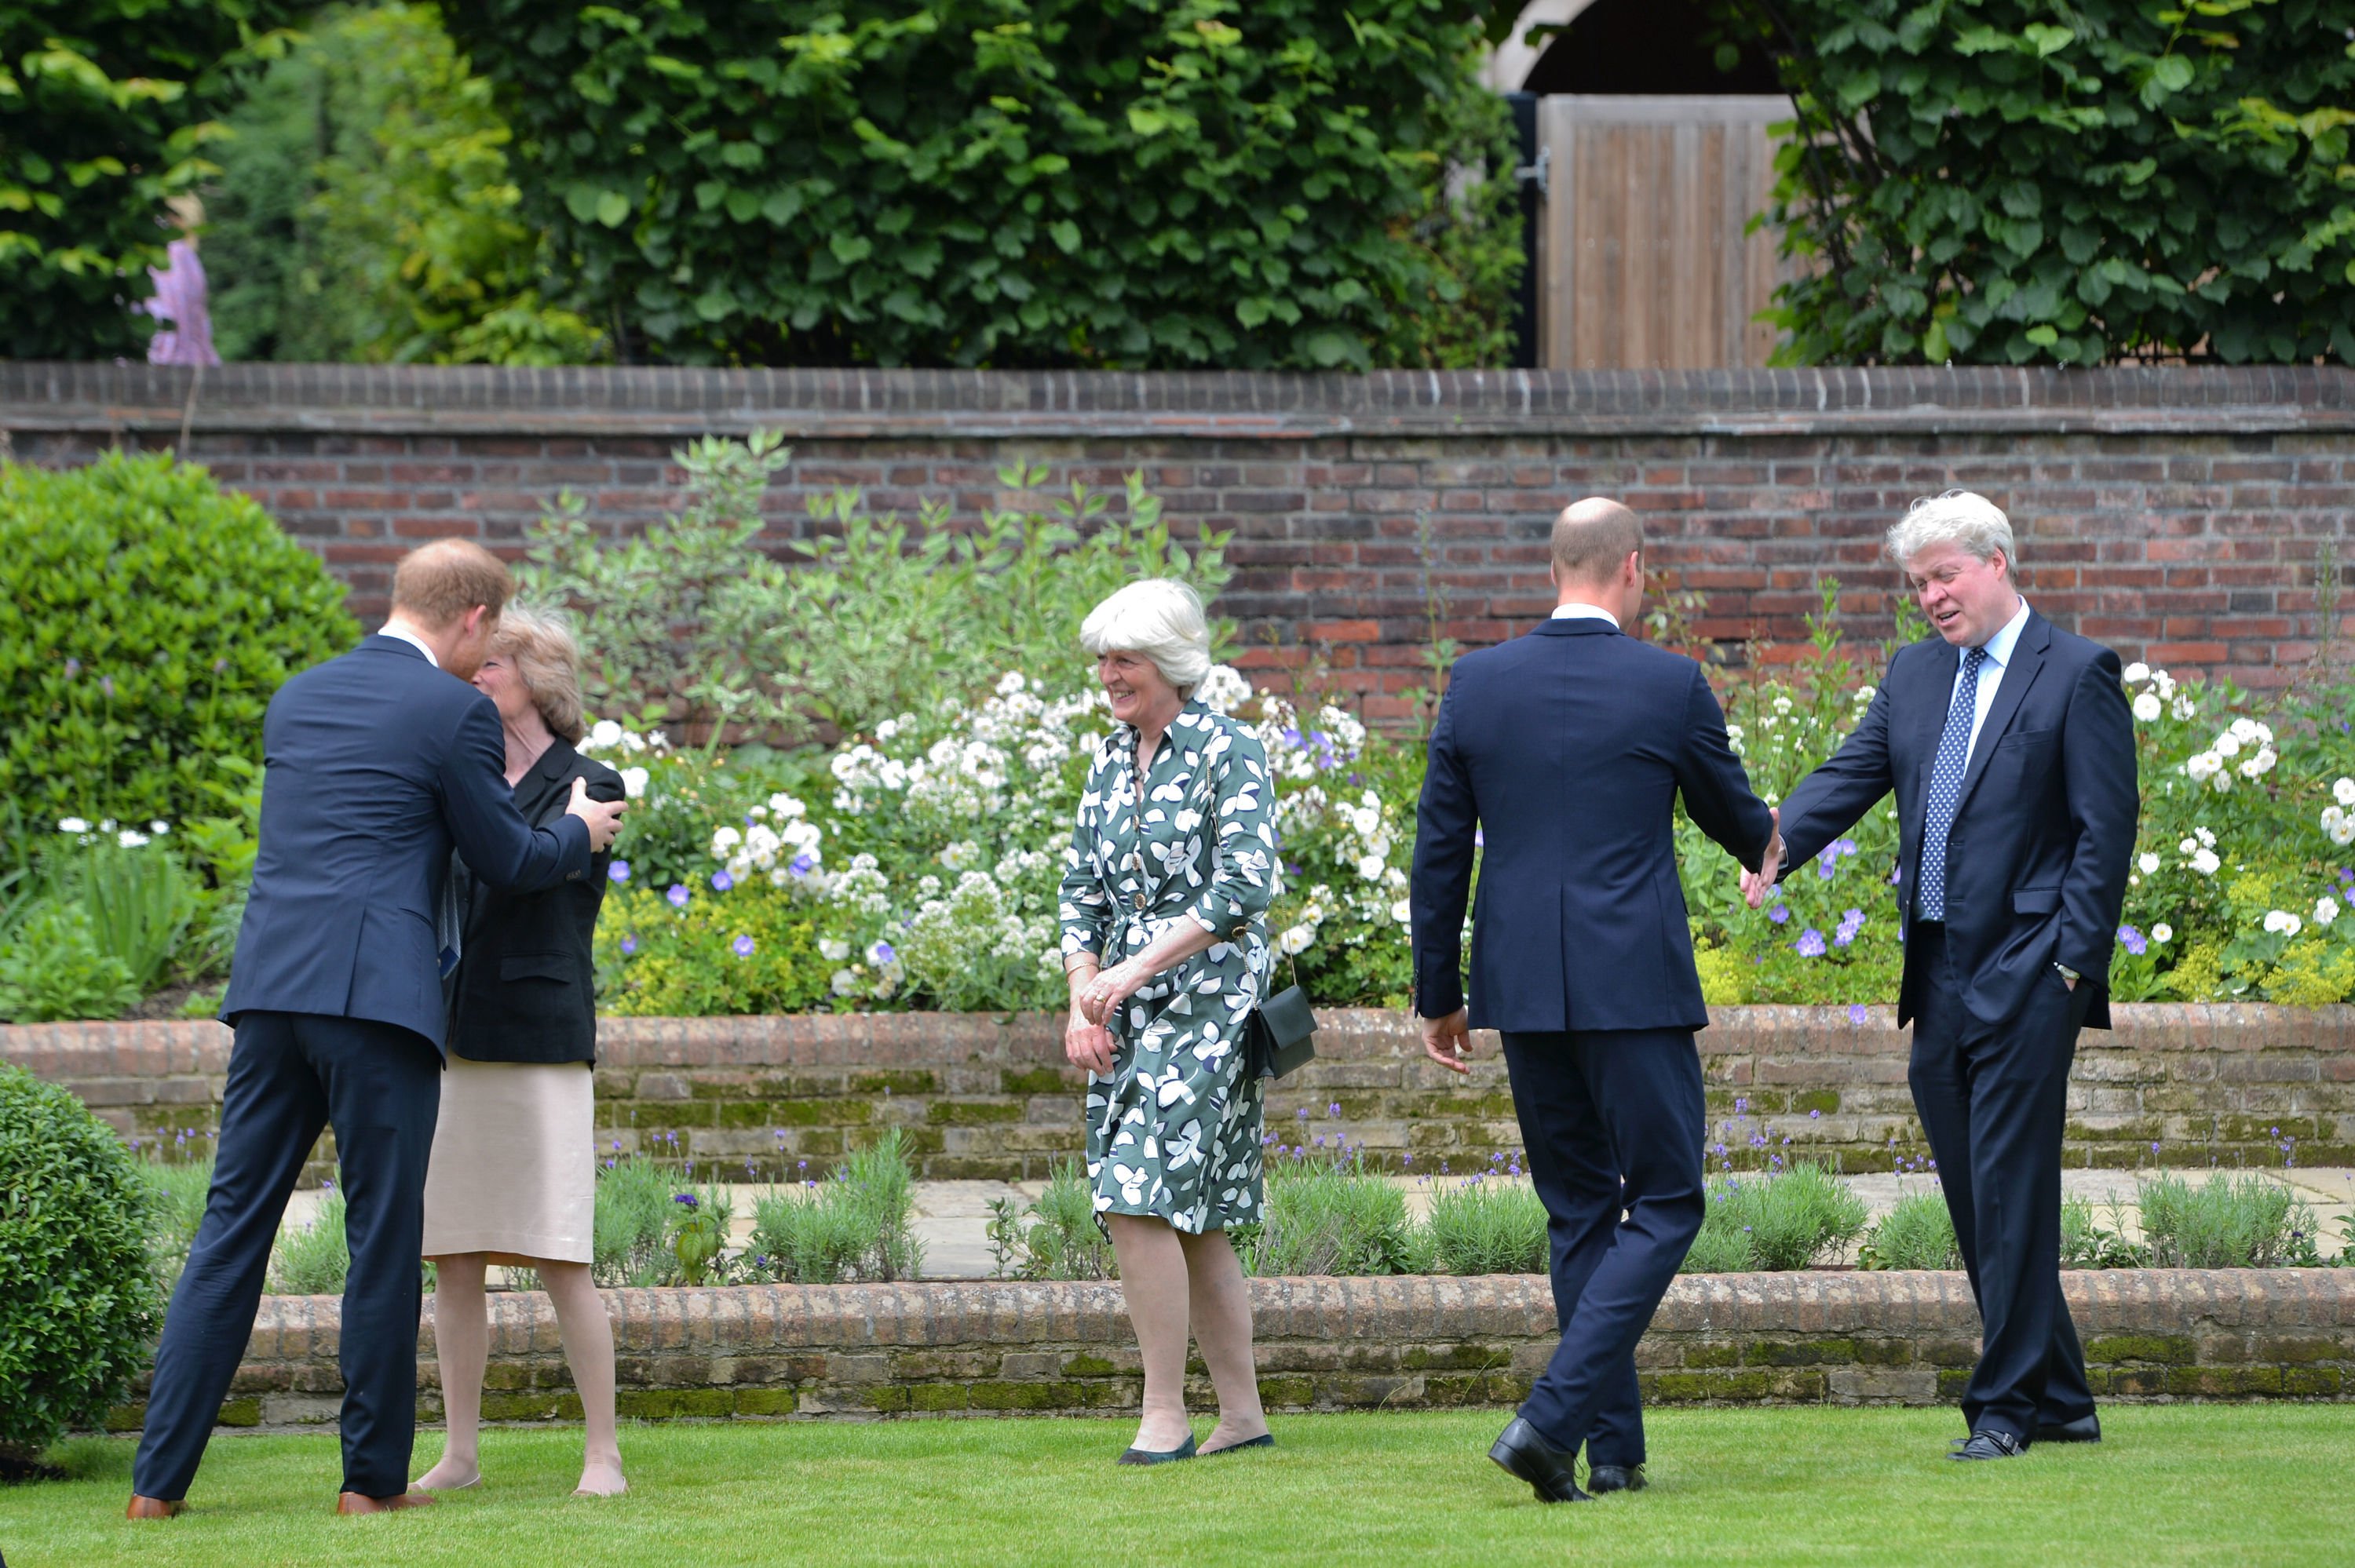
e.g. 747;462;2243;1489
5;363;2351;720
103;1269;2355;1435
11;1004;2350;1180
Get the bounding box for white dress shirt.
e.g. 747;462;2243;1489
1951;596;2031;768
1550;602;1619;628
380;623;440;668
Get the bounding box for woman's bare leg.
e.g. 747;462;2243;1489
1176;1229;1269;1453
1105;1215;1194;1452
538;1260;626;1495
414;1253;487;1490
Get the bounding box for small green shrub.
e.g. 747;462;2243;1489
989;1157;1116;1282
1422;1177;1550;1277
45;836;199;996
1858;1191;1962;1271
749;1129;923;1284
0;453;357;832
2137;1173;2322;1270
590;1153;677;1289
594;883;836;1018
268;1188;351;1296
1244;1158;1417;1278
137;1154;216;1296
1684;1164;1871;1274
0;1067;162;1459
2061;1194;2149;1270
0;901;142;1024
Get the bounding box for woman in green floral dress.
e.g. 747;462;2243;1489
1061;578;1278;1465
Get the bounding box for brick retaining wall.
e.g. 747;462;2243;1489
6;363;2352;719
11;1005;2351;1180
103;1269;2355;1435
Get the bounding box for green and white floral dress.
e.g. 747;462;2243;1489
1059;700;1277;1233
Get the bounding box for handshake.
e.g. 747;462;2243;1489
1740;805;1785;910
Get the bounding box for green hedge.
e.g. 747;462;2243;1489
0;0;303;361
0;454;356;832
0;1066;159;1457
439;0;1521;368
1732;0;2355;364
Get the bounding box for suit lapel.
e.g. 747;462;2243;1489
1950;612;2050;816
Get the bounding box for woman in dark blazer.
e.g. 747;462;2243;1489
412;604;630;1498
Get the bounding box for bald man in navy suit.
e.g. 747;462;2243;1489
1411;498;1782;1504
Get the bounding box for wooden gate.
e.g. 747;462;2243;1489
1533;95;1796;370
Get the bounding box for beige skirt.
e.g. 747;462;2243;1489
421;1056;595;1264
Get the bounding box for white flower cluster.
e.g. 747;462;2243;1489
57;817;170;849
579;719;669;798
710;792;825;887
1276;782;1412;940
2183;717;2276;792
2322;778;2355;847
2175;826;2221;877
830;673;1098;818
1195;664;1252;716
2123;663;2196;724
1252;694;1368;782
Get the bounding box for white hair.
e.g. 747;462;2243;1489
1886;490;2018;574
1079;578;1212;696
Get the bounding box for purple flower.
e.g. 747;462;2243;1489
711;869;735;892
732;934;756;957
619;935;637;955
1769;903;1791;924
2117;924;2147;957
666;884;690;909
1795;928;1827;958
1833;908;1864;948
64;657;82;676
673;1192;699;1209
1329;1103;1342;1118
1816;850;1838;881
99;675;115;697
1848;1003;1868;1025
608;860;632;883
789;853;815;877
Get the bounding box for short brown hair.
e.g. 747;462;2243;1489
1550;498;1642;582
491;603;587;744
390;539;513;629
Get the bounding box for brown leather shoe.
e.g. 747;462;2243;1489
126;1494;186;1519
335;1490;437;1515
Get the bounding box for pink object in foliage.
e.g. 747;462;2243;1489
143;239;221;366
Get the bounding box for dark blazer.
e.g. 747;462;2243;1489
443;738;623;1063
220;636;593;1051
1773;607;2138;1030
1411;618;1776;1033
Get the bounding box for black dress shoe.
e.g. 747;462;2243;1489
1949;1429;2027;1461
1489;1417;1591;1504
1199;1433;1275;1457
1586;1464;1646;1494
1117;1433;1196;1466
2035;1413;2101;1444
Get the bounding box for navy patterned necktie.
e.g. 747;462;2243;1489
1916;644;1988;922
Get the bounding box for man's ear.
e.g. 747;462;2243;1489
462;604;490;640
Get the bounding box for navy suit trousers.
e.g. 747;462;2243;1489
1499;1027;1706;1460
1908;924;2098;1441
133;1012;440;1501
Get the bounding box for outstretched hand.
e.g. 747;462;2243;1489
568;775;628;852
1741;807;1784;909
1419;1008;1475;1075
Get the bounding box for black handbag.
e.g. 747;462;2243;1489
1245;957;1319;1080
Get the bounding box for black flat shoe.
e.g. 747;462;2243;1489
1949;1429;2027;1461
1118;1434;1197;1466
2035;1413;2101;1444
1199;1434;1275;1457
1586;1464;1645;1494
1489;1417;1590;1504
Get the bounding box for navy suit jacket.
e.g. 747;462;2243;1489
1411;618;1776;1034
220;636;593;1051
1773;608;2137;1030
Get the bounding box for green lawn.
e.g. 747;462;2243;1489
4;1406;2348;1567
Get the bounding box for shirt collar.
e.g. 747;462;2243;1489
1550;602;1619;628
379;623;440;668
1973;596;2032;669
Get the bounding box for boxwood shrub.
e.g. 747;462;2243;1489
0;453;356;832
0;1066;161;1459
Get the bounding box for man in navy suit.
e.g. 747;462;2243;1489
130;541;627;1517
1747;490;2136;1461
1411;498;1782;1504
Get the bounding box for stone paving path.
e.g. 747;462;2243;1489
277;1168;2352;1280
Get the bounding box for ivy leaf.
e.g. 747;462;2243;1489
830;232;873;265
1048;220;1081;254
2023;24;2075;57
594;191;632;228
